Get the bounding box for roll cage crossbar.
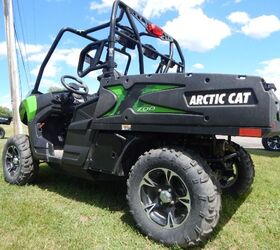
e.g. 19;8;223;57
32;0;185;93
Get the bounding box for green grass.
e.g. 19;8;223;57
0;125;279;249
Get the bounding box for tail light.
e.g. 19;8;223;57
146;23;164;38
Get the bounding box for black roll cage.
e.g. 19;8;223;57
32;0;185;93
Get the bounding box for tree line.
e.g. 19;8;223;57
0;106;12;117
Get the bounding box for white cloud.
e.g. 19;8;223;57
1;41;81;79
1;40;84;93
57;48;81;68
227;11;250;25
228;12;280;39
141;0;204;19
28;51;47;62
31;63;60;78
18;43;45;56
234;0;242;3
26;45;81;78
90;0;231;52
256;58;280;97
40;79;61;88
87;69;103;79
242;15;280;39
90;0;205;16
192;63;204;69
29;48;81;78
164;8;231;52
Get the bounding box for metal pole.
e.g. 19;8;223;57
3;0;23;135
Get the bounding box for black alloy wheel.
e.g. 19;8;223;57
5;145;21;178
2;134;38;185
139;167;191;229
127;148;221;247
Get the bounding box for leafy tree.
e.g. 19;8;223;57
0;106;12;117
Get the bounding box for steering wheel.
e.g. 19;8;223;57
60;75;89;95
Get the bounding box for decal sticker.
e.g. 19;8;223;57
122;124;132;130
136;106;156;112
186;90;256;106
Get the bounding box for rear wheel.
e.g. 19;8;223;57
214;144;255;197
2;134;39;185
262;136;280;151
0;127;5;139
127;148;221;247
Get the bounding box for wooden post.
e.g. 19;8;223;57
3;0;23;135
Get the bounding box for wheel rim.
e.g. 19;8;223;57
5;145;20;177
139;168;191;229
267;136;280;151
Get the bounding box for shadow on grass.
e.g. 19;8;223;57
36;166;128;212
36;165;143;235
35;165;249;249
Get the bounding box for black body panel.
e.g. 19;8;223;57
27;72;279;178
90;73;279;137
62;96;99;170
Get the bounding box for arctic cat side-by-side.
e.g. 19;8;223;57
2;0;280;247
0;116;12;139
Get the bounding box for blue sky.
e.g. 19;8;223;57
0;0;280;109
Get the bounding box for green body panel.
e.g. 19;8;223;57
133;85;185;114
137;84;176;95
104;85;127;117
20;95;37;122
104;84;184;117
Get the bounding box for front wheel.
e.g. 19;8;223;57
127;148;221;247
2;134;39;185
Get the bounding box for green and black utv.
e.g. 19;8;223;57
2;0;280;247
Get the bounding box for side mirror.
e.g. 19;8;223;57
77;40;106;78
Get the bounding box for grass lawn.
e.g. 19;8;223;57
0;124;279;249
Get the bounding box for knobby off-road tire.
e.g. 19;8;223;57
127;148;221;247
0;127;5;139
262;136;280;151
220;144;255;197
2;134;39;185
